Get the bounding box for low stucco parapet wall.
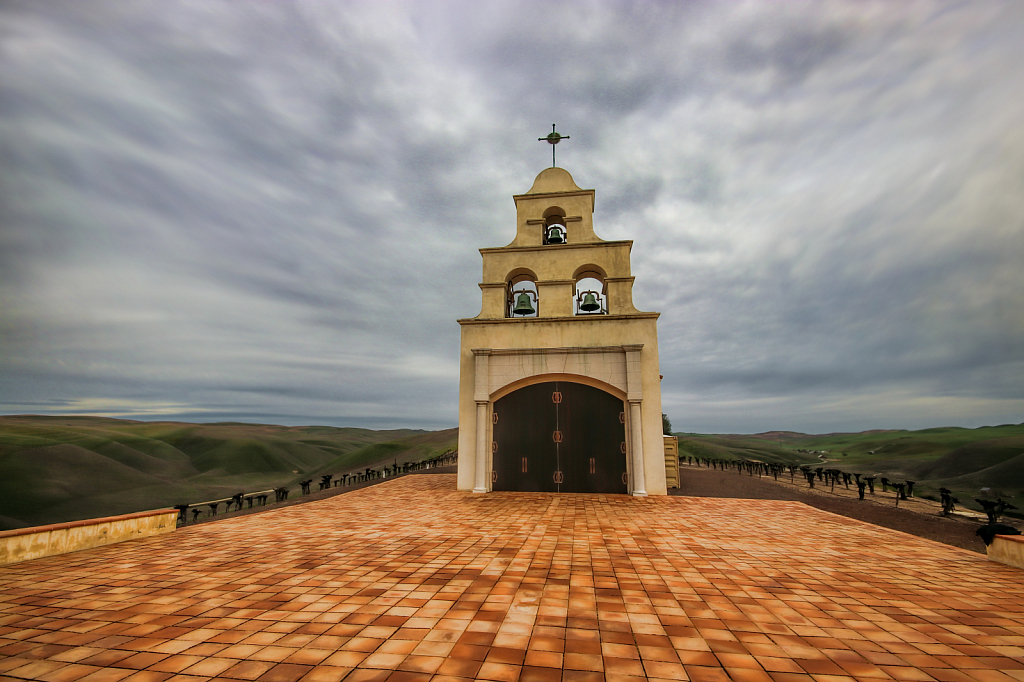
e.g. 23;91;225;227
0;508;178;565
987;534;1024;570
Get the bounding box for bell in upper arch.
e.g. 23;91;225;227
512;292;535;316
580;292;601;312
546;224;565;244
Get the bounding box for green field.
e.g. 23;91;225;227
5;414;1020;530
0;416;457;530
674;424;1024;517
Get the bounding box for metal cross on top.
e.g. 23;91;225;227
538;124;569;167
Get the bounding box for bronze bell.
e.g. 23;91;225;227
580;292;600;312
512;292;535;316
546;225;565;244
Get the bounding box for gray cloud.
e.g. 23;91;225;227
1;0;1022;433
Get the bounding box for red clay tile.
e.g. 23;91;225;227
382;672;431;682
679;650;719;666
297;668;350;682
684;664;732;681
120;672;173;682
525;650;563;669
519;665;562;682
409;640;454;657
563;653;603;672
149;655;204;674
383;672;431;682
436;657;482;677
459;631;497;646
282;649;334;665
564;640;601;655
344;638;385;653
360;652;407;669
766;673;815;682
321;650;368;668
561;670;604;682
221;660;277;680
449;643;489;660
603;657;645;676
642;660;688;679
37;663;104;682
376;640;418;656
487;648;528;665
79;649;136;666
924;671;976;682
477;661;523;681
180;657;237;677
77;668;138;682
341;670;391;682
396;655;444;673
2;476;1023;682
256;663;312;682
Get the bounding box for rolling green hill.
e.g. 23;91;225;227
6;413;1019;529
673;424;1024;517
298;428;458;483
0;416;453;530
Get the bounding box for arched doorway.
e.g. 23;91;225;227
491;381;627;494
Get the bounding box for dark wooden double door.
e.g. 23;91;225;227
492;381;627;494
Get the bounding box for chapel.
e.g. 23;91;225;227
457;166;666;495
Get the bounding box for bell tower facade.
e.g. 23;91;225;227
457;167;666;496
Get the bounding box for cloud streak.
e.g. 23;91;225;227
1;0;1022;432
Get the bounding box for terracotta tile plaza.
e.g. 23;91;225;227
1;475;1023;682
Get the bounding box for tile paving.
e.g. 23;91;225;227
1;474;1023;682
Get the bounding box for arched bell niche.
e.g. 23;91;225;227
542;206;567;245
573;264;607;315
506;268;539;318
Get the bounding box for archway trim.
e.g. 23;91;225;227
491;372;626;402
480;344;640;400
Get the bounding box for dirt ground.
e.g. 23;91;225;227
671;463;994;554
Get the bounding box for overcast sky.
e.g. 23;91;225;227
2;1;1022;434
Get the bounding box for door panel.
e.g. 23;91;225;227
492;382;557;492
560;382;627;494
491;381;626;494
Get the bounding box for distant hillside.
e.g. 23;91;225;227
911;436;1024;480
674;434;821;466
0;416;453;530
6;414;1019;529
297;428;458;484
674;424;1024;517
